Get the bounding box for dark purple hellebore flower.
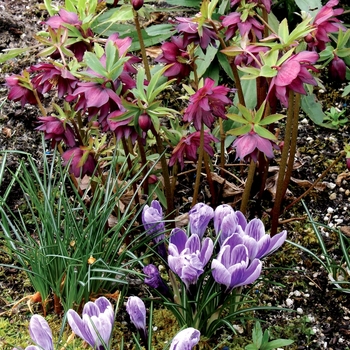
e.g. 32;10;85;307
268;51;319;107
307;0;346;51
6;74;39;107
213;204;247;245
176;17;218;51
126;296;148;342
66;81;125;131
62;147;96;178
168;228;213;288
108;112;138;144
169;327;201;350
143;264;170;297
188;203;214;238
156;36;192;81
67;297;114;350
169;130;218;170
222;12;264;41
211;239;262;292
232;131;278;162
329;55;346;81
16;314;54;350
30;63;78;98
240;218;287;260
183;78;231;131
36;116;76;147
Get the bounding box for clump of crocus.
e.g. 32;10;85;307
126;296;148;344
67;297;114;350
183;78;231;131
169;327;201;350
13;314;53;350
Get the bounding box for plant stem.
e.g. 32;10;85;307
192;124;205;207
203;151;216;206
133;9;151;81
270;91;295;235
240;159;256;215
137;135;149;195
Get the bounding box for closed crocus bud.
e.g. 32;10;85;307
28;315;54;350
188;203;214;238
170;327;201;350
143;264;171;297
126;296;148;343
131;0;143;11
138;113;152;131
329;55;346;81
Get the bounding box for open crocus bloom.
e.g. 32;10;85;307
67;297;114;350
168;228;213;288
211;239;262;292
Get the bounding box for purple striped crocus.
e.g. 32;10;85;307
188;203;214;239
169;327;201;350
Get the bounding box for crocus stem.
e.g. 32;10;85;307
133;9;151;81
240;159;256;215
284;150;346;212
270;91;295;236
192;124;205;207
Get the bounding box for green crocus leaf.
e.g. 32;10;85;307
259;113;285;125
254;124;277;140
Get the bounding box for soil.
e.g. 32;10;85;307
0;1;350;350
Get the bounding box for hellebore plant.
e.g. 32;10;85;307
143;202;287;337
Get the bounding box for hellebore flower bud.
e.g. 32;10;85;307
138;113;152;132
131;0;143;11
329;55;346;81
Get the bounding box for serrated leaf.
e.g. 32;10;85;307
226;114;249;124
254;124;277;140
237;104;253;122
278;19;289;43
84;52;108;77
0;47;33;63
196;45;219;79
227;123;251;136
259;113;285;125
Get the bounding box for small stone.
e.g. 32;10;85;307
327;207;334;214
297;308;303;314
285;298;294;307
329;193;337;200
326;182;337;190
294;290;301;297
345;190;350;196
301;118;309;124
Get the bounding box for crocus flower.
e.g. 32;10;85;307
126;296;148;342
67;297;114;350
36;116;76;147
169;130;218;170
213;204;247;245
184;78;231;131
307;0;346;51
6;73;39;107
169;327;201;350
188;203;214;238
142;200;165;243
62;147;96;178
268;51;319;107
176;17;218;51
13;314;54;350
232;131;277;162
156;36;192;81
241;218;287;260
168;228;213;288
211;238;262;292
30;63;78;98
329;55;346;81
143;264;170;297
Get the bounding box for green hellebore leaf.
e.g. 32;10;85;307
259;65;278;78
245;345;259;350
287;16;313;44
0;47;33;63
227;123;251;136
278;19;290;44
261;339;294;350
105;40;118;73
237;104;254;122
217;51;234;81
252;101;266;124
195;45;219;79
254;124;277;140
301;93;326;126
336;48;350;59
237;66;260;79
84;51;108;77
226;113;249;125
252;321;263;347
259;113;286;126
